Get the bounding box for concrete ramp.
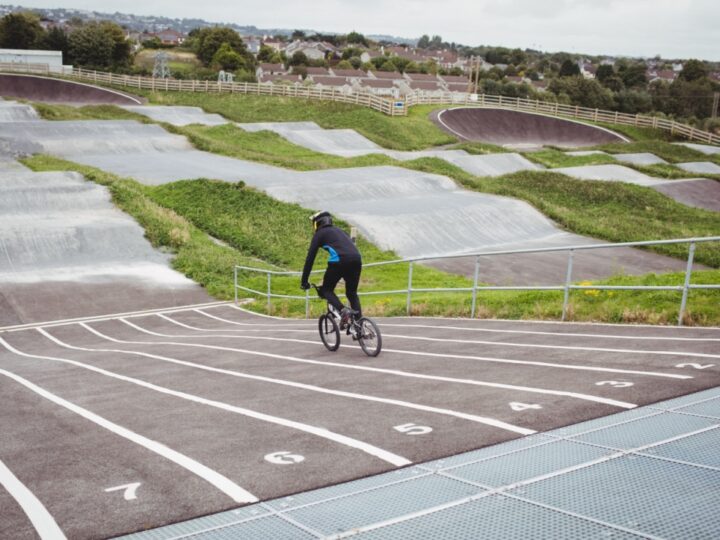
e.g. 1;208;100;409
1;117;696;285
0;99;39;122
433;107;627;147
653;179;720;212
674;143;720;155
0;74;142;104
121;105;228;126
614;153;668;166
677;162;720;175
554;164;667;187
0;164;208;325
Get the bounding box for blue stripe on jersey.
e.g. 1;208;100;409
323;245;340;262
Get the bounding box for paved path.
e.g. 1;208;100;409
1;303;718;539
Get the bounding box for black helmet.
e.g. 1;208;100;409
310;211;333;231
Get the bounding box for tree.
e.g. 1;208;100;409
618;63;647;88
336;59;353;70
257;45;276;63
549;77;614;109
679;59;707;82
0;12;45;49
429;35;442;49
68;21;131;70
291;29;306;40
212;42;245;70
194;27;248;66
342;47;363;60
346;31;367;46
289;51;308;66
596;64;614;83
417;34;430;48
42;26;71;62
559;60;580;77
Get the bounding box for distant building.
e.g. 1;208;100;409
151;29;185;46
0;48;69;72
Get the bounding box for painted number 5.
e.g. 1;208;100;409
596;381;634;388
394;423;432;435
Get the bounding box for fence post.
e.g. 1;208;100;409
406;262;414;316
677;242;696;326
305;289;310;319
561;250;574;322
266;272;272;313
234;266;238;305
470;256;481;318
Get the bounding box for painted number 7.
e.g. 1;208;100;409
394;423;433;435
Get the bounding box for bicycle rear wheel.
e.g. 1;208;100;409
356;317;382;357
318;314;340;351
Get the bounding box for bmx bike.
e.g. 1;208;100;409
311;284;382;357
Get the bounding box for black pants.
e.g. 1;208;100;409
320;260;362;317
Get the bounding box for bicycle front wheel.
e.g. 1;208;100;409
318;314;340;351
357;317;382;357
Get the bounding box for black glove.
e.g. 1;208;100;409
300;281;311;290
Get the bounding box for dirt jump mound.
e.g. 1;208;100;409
433;107;627;148
0;74;142;105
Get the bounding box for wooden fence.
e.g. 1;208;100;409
1;62;718;145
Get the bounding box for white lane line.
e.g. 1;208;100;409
0;455;66;540
0;364;257;504
115;318;637;409
166;312;311;331
382;333;720;360
45;327;535;436
0;301;230;333
4;335;409;468
380;322;720;342
161;313;691;380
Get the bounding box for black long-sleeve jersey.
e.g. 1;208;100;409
301;225;361;283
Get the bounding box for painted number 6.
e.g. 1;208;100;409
394;423;433;435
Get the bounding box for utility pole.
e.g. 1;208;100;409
474;55;481;94
712;92;719;119
467;55;474;94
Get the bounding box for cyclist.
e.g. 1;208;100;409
300;211;362;327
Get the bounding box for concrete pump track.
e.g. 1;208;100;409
1;83;720;539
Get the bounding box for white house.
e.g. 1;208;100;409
0;48;70;72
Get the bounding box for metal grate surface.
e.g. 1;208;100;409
571;411;717;450
120;506;270;540
641;426;720;469
264;467;428;512
352;494;646;540
118;388;720;540
445;439;613;488
514;455;720;539
285;474;479;536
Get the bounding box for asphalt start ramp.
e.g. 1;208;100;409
432;107;627;148
0;74;142;105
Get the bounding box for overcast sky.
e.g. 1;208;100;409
16;0;720;60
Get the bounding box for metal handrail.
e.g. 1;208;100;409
234;236;720;326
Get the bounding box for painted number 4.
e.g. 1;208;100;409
509;402;542;412
394;423;432;435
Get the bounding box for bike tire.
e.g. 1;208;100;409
318;314;340;351
356;317;382;357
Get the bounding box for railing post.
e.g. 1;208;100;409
561;250;574;322
305;288;310;319
470;256;480;318
267;272;272;313
234;266;238;305
678;242;696;326
406;262;414;316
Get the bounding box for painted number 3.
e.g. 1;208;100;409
394;423;433;435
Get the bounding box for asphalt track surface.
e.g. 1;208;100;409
1;302;719;539
432;107;627;148
0;75;142;105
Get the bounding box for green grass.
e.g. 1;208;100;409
140;93;456;150
20;154;720;324
524;149;618;168
30;103;152;123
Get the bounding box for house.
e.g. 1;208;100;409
647;69;677;83
360;50;384;64
579;63;597;79
0;48;68;72
445;82;472;93
439;75;470;84
368;71;404;81
284;40;335;61
404;72;439;82
329;68;366;78
243;37;262;55
258;73;301;84
505;76;531;85
152;29;185;46
301;66;330;76
309;75;354;94
356;78;399;97
256;63;287;79
531;80;550;92
262;40;284;52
